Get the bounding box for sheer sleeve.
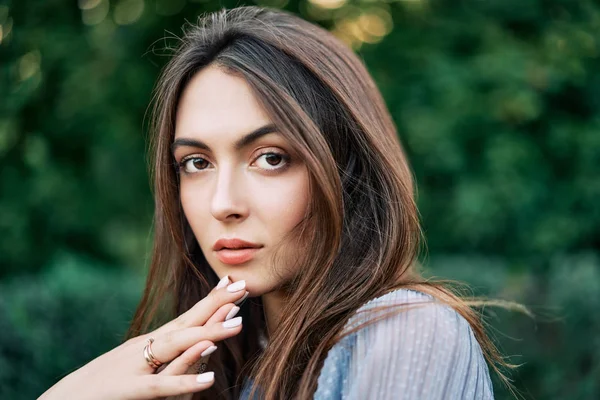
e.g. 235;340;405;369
314;289;494;400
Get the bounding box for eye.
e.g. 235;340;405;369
253;151;290;171
179;157;211;174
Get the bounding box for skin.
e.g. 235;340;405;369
39;284;248;399
39;64;310;400
173;65;311;334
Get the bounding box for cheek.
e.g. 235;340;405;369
255;169;310;234
180;183;211;233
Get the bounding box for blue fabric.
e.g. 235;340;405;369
240;289;494;399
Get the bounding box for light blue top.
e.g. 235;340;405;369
240;288;494;399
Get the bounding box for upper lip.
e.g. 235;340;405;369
212;238;263;251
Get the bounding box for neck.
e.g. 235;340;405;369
261;289;287;337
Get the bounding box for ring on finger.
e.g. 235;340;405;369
143;337;164;369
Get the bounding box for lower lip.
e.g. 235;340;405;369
215;247;262;265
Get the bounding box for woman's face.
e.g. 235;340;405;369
173;65;310;297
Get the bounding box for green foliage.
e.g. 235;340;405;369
1;0;599;399
1;0;598;274
358;0;600;262
0;254;143;400
427;253;600;399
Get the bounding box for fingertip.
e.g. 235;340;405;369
222;316;242;329
192;339;215;351
201;344;218;357
196;371;215;385
234;291;249;306
215;275;230;290
225;305;240;321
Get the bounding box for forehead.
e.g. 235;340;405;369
174;65;272;141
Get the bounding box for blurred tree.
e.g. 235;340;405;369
0;255;143;400
1;0;599;276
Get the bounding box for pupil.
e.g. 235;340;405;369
266;154;281;166
193;159;208;169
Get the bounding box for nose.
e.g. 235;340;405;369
210;166;249;222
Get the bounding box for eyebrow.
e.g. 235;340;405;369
171;124;278;155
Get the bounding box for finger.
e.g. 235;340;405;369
213;275;231;291
154;279;247;335
130;373;215;399
205;303;240;325
127;299;242;355
234;291;249;306
159;340;216;376
148;318;243;367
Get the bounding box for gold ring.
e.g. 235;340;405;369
143;337;164;369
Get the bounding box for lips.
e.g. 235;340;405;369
215;248;261;265
213;238;263;265
212;238;262;251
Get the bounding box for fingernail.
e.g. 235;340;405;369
234;291;249;306
216;275;230;290
222;316;242;328
226;280;246;293
225;306;240;321
201;345;218;357
196;371;214;384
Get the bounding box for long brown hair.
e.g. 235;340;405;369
126;6;523;399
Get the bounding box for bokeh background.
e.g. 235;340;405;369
1;0;599;399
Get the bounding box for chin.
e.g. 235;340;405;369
235;276;279;298
207;258;283;296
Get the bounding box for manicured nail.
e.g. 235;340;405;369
225;306;240;321
222;316;242;328
234;291;249;306
216;275;230;290
201;345;218;357
196;371;214;384
227;280;245;293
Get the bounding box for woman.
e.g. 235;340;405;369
40;6;517;400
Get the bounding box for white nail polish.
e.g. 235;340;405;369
222;316;242;328
216;275;230;290
234;291;249;306
201;345;218;357
196;371;214;384
226;280;246;293
225;306;240;321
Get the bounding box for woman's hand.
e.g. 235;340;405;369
38;276;248;400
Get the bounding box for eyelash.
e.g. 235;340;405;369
175;150;292;175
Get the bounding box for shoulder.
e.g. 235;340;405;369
314;288;495;399
346;288;481;366
343;288;466;335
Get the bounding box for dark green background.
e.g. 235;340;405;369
1;0;598;398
